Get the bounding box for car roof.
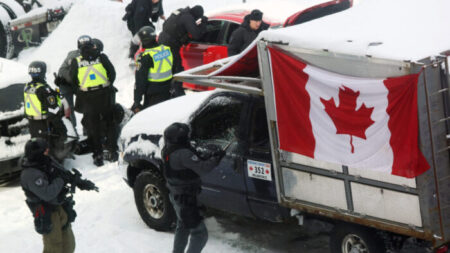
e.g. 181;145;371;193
208;10;281;27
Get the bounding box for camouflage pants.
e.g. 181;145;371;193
42;205;75;253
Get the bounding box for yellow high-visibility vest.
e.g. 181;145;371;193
23;83;61;120
143;45;173;82
76;56;110;91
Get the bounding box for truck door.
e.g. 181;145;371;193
244;99;288;221
190;93;253;217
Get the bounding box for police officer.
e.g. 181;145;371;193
132;26;173;113
69;35;117;166
227;9;269;56
24;61;70;156
124;0;166;58
20;138;97;253
158;5;208;97
162;123;224;253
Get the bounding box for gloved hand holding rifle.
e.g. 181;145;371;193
50;157;99;193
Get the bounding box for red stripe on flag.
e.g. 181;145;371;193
384;74;429;178
269;47;315;157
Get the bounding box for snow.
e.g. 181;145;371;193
0;58;28;88
260;0;450;61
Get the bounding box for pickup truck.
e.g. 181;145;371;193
118;1;450;253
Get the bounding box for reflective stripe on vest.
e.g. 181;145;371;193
144;45;173;82
24;83;47;120
76;56;110;91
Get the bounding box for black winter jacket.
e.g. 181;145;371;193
227;15;269;56
158;7;207;50
125;0;164;34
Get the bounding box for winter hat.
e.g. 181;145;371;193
249;9;263;21
190;5;204;19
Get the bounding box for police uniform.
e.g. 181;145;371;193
69;51;117;165
162;123;222;253
134;44;173;109
20;139;75;253
24;81;67;151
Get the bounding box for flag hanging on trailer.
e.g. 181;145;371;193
268;47;429;178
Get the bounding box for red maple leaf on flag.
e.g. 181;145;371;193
320;86;375;153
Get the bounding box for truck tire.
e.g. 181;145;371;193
0;23;6;58
134;170;175;231
329;223;387;253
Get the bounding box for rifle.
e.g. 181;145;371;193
49;157;99;193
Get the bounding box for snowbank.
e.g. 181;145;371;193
261;0;450;61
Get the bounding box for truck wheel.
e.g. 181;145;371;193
134;171;175;231
329;223;387;253
0;23;6;58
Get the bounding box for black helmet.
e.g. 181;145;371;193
92;38;104;53
137;26;156;46
164;123;190;145
77;35;93;50
28;61;47;80
25;137;49;161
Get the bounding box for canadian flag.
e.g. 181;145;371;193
268;47;429;178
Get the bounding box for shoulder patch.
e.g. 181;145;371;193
47;95;56;105
191;155;199;162
35;178;44;187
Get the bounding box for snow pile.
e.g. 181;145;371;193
261;0;450;61
17;0;134;109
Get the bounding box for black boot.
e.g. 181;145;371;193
93;154;104;167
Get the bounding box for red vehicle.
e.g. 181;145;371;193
181;0;352;91
135;0;352;90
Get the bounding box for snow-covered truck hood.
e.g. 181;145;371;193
119;91;216;159
0;59;28;89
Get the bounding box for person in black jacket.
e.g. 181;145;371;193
158;5;208;97
124;0;166;58
123;0;165;35
69;35;117;166
227;9;269;56
21;138;97;253
132;26;173;113
162;123;223;253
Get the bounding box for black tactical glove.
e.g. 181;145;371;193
76;178;99;192
53;73;66;87
131;103;143;113
201;16;208;24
